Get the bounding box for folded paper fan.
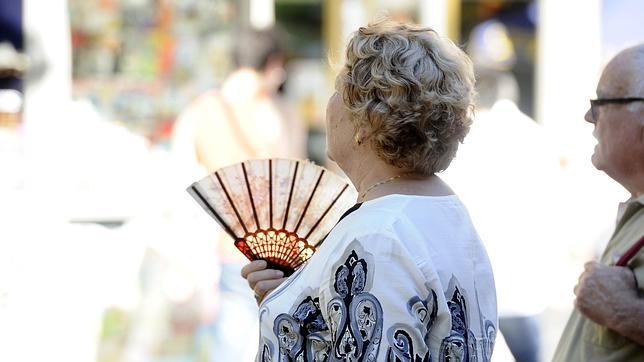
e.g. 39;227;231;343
187;159;358;276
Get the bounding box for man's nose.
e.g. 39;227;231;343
584;108;594;124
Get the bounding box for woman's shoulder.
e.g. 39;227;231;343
337;194;469;237
324;193;483;269
354;192;461;215
319;209;406;267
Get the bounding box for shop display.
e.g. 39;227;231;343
69;0;240;143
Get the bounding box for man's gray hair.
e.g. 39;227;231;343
626;44;644;112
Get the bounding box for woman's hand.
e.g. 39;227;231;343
241;260;287;305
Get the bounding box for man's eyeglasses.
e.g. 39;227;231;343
589;97;644;123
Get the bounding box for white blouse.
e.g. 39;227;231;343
256;194;497;361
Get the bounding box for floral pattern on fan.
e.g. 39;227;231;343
187;158;358;275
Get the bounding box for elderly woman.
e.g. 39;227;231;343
242;19;497;361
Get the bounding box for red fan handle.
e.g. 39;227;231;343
234;239;296;276
265;261;295;277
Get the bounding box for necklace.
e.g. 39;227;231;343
358;173;412;202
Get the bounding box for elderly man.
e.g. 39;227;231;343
553;44;644;361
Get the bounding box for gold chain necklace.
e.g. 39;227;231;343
359;173;412;202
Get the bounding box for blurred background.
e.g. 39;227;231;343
1;0;643;361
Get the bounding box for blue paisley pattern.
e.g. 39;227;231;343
327;250;383;361
269;295;330;362
261;248;495;362
483;320;496;361
438;278;496;362
260;339;274;362
386;288;438;362
385;279;496;362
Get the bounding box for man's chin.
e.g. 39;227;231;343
590;153;604;171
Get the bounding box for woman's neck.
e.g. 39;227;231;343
343;155;453;202
342;153;396;199
360;174;454;202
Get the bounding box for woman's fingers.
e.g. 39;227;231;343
241;260;288;304
241;260;267;279
254;277;288;303
246;269;285;289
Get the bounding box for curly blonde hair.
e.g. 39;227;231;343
339;19;475;175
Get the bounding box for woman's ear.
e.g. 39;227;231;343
354;127;369;146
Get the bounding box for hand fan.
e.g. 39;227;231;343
187;159;358;276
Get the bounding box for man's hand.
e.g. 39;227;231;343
241;260;287;305
574;261;638;329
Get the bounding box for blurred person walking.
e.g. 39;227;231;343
443;21;565;362
553;44;644;361
171;27;305;361
444;69;562;362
